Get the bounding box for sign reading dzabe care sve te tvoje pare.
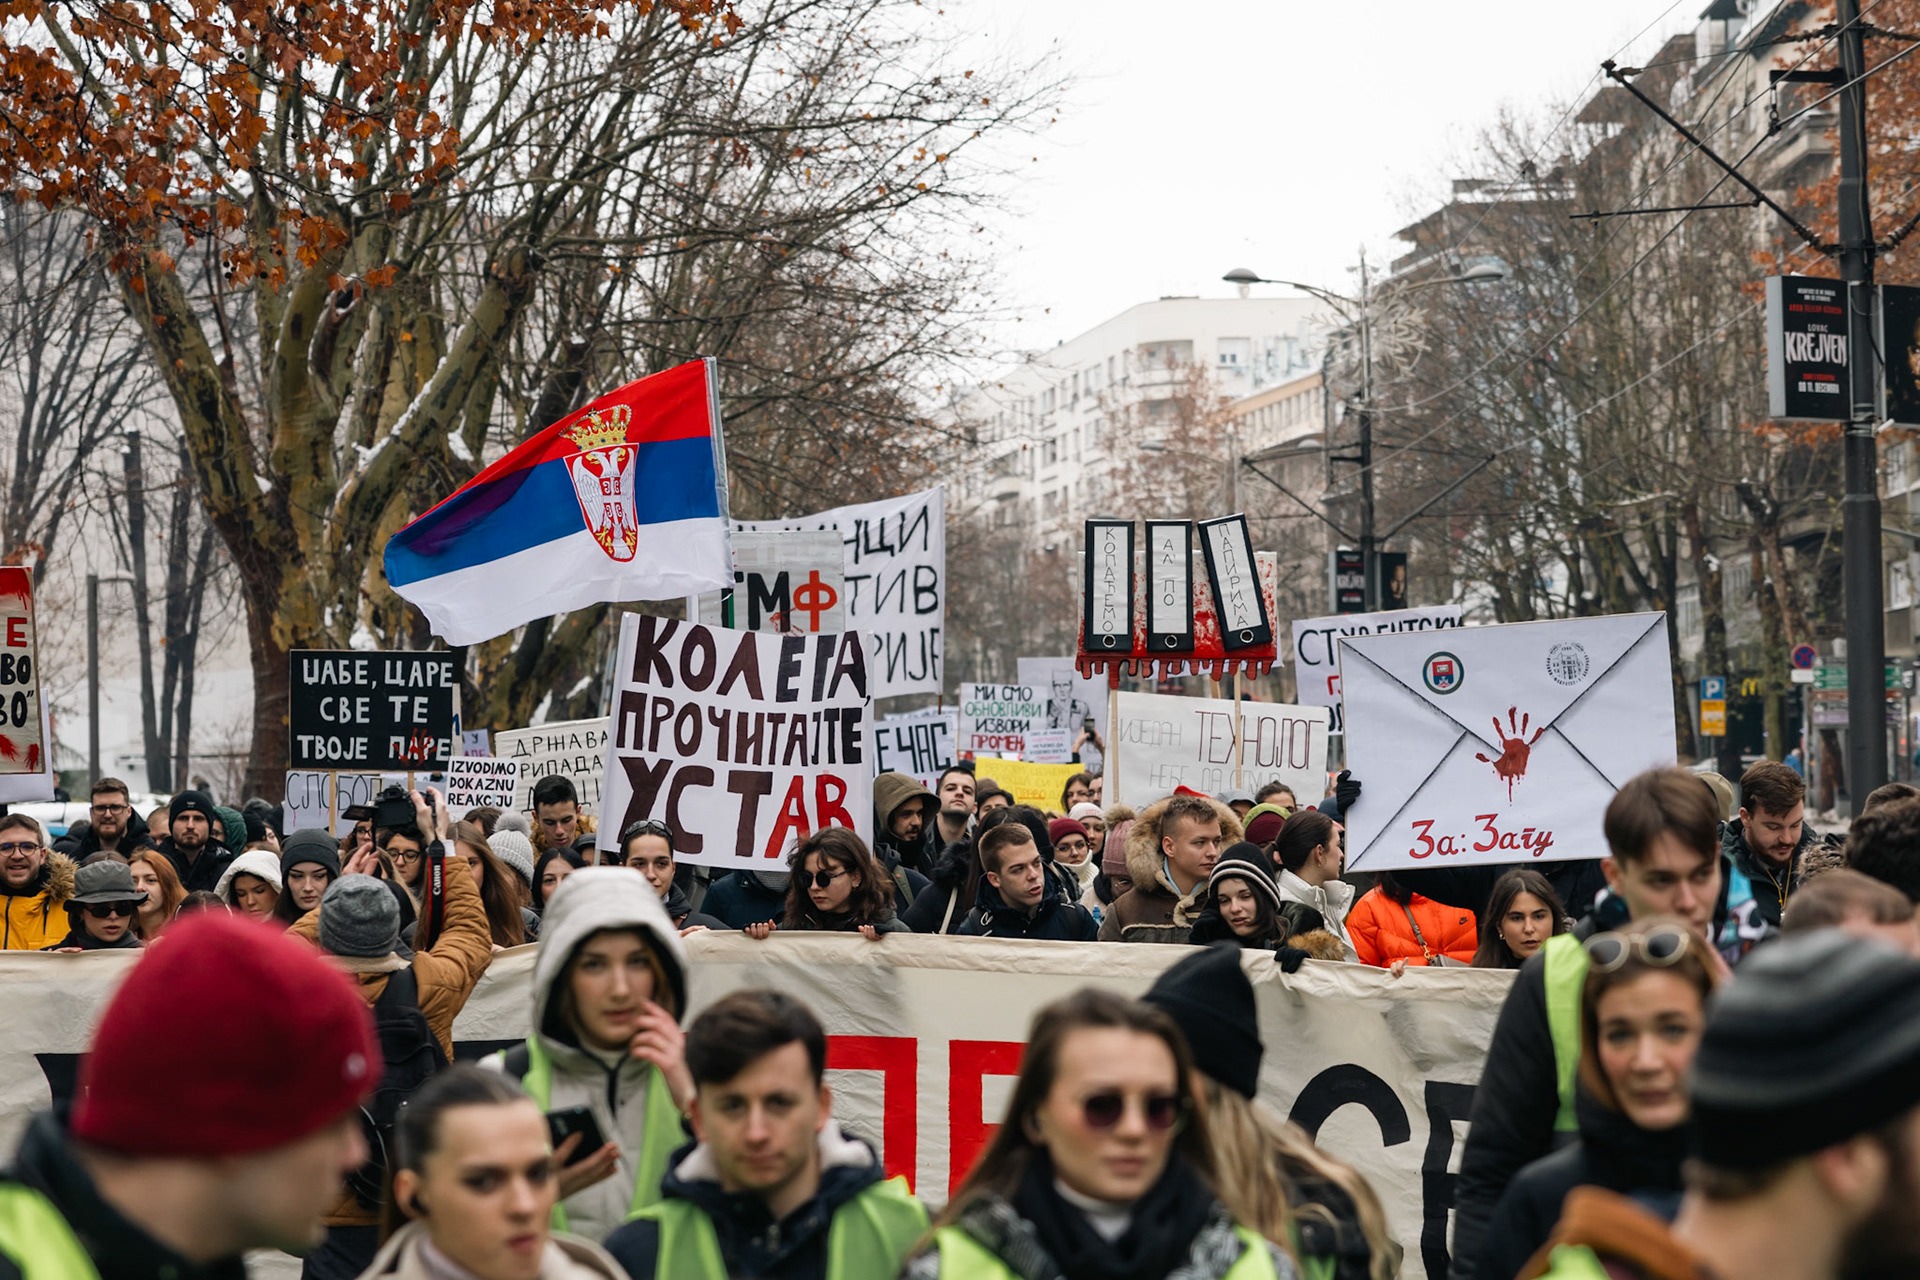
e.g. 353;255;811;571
288;650;460;771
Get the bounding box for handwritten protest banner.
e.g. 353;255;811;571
957;683;1049;757
596;615;873;868
971;757;1082;810
873;707;958;788
493;719;610;813
1291;605;1464;734
736;486;944;699
1015;656;1107;773
283;770;449;836
695;529;847;634
444;757;519;809
1341;612;1675;872
0;568;51;803
287;650;459;771
1112;691;1329;807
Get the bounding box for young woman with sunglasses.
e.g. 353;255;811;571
1476;916;1723;1280
905;987;1293;1280
43;860;149;951
742;829;909;940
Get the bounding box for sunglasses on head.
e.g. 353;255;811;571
807;867;849;890
1080;1091;1186;1132
1584;924;1693;974
82;901;140;919
622;819;672;842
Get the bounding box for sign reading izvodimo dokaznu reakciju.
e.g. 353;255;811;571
1340;613;1675;872
597;614;873;868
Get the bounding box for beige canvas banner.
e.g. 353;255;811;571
0;934;1510;1279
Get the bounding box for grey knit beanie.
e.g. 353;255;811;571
495;810;533;838
317;874;401;958
489;829;537;886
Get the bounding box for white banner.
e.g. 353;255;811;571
494;719;611;814
1015;657;1107;774
0;936;1506;1279
695;530;847;634
597;615;873;868
1291;606;1464;735
1112;691;1330;807
0;568;52;802
444;757;520;809
874;708;958;789
283;770;450;837
737;487;945;699
1341;612;1676;872
956;683;1049;758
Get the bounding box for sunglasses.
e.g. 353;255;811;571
1584;924;1693;974
622;819;672;842
1081;1091;1186;1132
82;901;140;919
807;868;849;890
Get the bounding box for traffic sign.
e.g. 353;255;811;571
1791;644;1818;670
1814;663;1901;691
1699;699;1727;736
1700;675;1726;702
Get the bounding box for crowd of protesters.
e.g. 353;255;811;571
3;746;1920;1280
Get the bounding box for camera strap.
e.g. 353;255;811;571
422;841;447;950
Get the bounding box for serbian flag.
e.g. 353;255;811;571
384;359;731;645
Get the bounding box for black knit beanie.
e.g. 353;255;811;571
1208;843;1283;916
1141;943;1263;1099
1692;930;1920;1168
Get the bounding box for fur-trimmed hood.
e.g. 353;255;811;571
1122;795;1246;892
3;851;76;907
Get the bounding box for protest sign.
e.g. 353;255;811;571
956;683;1049;757
970;757;1082;810
0;568;52;803
1022;729;1073;764
873;707;958;788
1016;656;1107;774
1112;691;1329;806
695;530;847;634
445;756;519;809
737;486;944;699
597;614;873;868
1078;546;1281;682
1341;612;1676;872
0;935;1506;1279
493;718;610;813
461;729;492;757
287;650;459;771
1291;605;1465;734
283;769;449;836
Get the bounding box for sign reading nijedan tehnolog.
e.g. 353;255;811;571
598;614;874;869
288;650;460;771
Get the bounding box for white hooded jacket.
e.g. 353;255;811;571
1276;868;1359;961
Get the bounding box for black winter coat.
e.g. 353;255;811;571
51;810;154;860
1477;1091;1688;1280
953;873;1097;941
901;839;978;935
152;836;235;895
701;868;788;928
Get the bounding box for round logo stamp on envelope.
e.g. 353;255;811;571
1423;652;1463;694
1546;642;1590;686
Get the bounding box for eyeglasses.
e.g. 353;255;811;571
0;841;39;855
807;868;849;890
89;804;130;816
1585;924;1694;974
1080;1091;1186;1132
82;901;139;919
390;849;423;865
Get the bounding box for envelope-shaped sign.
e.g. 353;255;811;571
1340;613;1675;872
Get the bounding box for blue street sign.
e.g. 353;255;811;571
1701;676;1727;702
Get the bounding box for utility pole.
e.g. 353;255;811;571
1356;252;1378;610
1838;0;1888;814
87;573;99;781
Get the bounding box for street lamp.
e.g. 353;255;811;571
1223;256;1508;608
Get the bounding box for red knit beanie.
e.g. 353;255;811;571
73;912;380;1158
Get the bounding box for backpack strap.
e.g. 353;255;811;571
498;1041;533;1082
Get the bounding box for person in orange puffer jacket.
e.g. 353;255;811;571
1348;870;1478;968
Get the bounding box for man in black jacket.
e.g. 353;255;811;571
1450;767;1724;1280
955;823;1096;941
152;790;235;894
52;777;154;862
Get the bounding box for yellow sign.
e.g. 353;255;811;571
1700;699;1726;737
971;757;1083;812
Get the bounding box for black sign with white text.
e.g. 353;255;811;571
1766;275;1849;422
289;650;459;771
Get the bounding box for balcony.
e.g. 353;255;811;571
1760;109;1835;186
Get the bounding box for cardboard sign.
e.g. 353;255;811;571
597;615;873;868
1340;612;1676;872
461;729;492;757
0;568;50;800
736;486;944;698
1112;691;1329;807
283;770;449;837
957;683;1049;757
493;719;611;813
445;757;520;809
970;757;1084;811
1022;729;1074;764
695;530;847;634
1079;549;1281;682
1291;605;1465;734
874;708;958;789
287;650;459;771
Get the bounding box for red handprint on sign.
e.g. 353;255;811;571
1476;706;1545;799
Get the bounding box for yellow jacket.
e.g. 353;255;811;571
1;855;75;951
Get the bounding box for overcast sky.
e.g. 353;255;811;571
965;0;1702;353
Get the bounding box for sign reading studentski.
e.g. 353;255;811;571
0;569;48;797
1340;612;1675;872
1111;691;1329;808
736;486;944;699
597;614;874;869
1291;605;1464;735
494;718;611;813
287;650;460;771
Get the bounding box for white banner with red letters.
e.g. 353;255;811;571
0;934;1505;1279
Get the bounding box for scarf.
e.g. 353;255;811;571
1011;1147;1216;1280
